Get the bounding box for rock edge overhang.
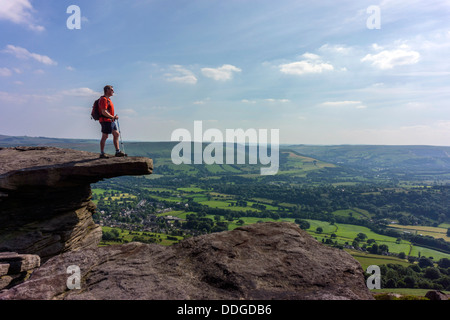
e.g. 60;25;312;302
0;146;153;190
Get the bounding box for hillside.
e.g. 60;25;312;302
0;134;338;179
4;135;450;183
288;145;450;182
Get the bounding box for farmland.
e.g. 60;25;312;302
388;224;450;242
92;177;450;261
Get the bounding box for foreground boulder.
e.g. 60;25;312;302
425;290;449;300
0;146;153;262
0;222;374;300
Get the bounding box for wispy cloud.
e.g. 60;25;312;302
0;0;44;32
265;98;290;103
319;44;352;55
201;64;242;81
193;98;210;105
165;65;197;84
0;67;12;77
361;44;420;70
60;87;101;97
242;98;290;104
3;45;57;66
120;108;138;116
320;101;367;109
279;53;334;75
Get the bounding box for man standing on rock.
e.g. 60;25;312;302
99;85;126;158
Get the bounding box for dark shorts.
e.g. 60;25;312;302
100;121;118;134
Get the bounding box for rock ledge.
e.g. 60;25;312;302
0;146;153;261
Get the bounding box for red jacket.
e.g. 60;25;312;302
99;96;114;123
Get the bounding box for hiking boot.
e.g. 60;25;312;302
115;150;126;157
99;153;109;158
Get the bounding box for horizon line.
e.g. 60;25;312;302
1;134;450;148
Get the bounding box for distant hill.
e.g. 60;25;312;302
3;134;450;181
287;144;450;176
0;134;176;159
0;134;98;147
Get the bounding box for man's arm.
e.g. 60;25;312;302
101;108;116;120
100;98;117;120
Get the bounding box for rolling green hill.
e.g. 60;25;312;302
4;134;450;183
288;144;450;176
0;135;338;178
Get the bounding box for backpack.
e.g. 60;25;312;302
91;96;110;121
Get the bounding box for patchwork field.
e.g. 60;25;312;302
345;249;413;270
388;224;450;242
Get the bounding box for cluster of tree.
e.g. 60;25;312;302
131;235;158;244
102;227;170;244
294;219;310;230
182;213;228;233
251;203;267;210
102;228;121;241
232;200;248;207
214;181;450;223
374;259;450;290
410;235;450;254
367;243;390;255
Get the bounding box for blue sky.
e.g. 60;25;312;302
1;0;450;145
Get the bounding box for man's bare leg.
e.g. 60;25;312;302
100;133;109;154
112;130;120;151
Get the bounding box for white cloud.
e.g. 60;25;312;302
319;44;352;55
0;0;44;31
280;61;334;75
3;45;57;66
120;108;137;116
201;64;241;81
361;46;420;70
265;98;290;103
60;88;101;97
279;53;334;75
193;98;210;105
0;91;60;104
321;101;367;109
241;98;290;104
301;52;321;60
371;43;384;51
165;65;197;84
0;67;12;77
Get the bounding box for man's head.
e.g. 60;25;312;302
104;85;114;97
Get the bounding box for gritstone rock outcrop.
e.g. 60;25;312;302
0;146;153;262
0;222;374;300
